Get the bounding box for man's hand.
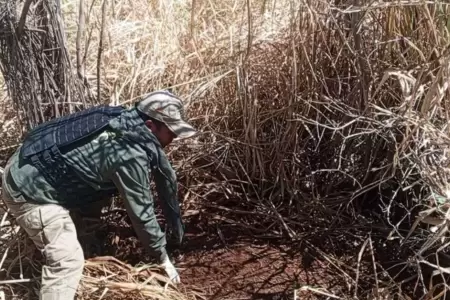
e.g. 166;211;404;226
161;256;181;284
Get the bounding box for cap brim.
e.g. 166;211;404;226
146;109;197;139
166;119;198;140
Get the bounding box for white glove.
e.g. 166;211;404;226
161;256;181;284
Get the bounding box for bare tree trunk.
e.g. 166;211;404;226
0;0;94;129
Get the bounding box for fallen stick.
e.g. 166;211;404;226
0;278;31;284
0;246;9;271
0;211;8;227
298;286;342;299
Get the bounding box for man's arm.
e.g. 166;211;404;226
110;158;168;263
152;154;184;246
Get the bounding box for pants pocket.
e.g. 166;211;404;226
43;215;82;265
15;207;46;250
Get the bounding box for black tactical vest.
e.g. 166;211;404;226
18;105;181;227
19;105;125;187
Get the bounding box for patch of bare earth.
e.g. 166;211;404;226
176;240;337;300
75;208;349;300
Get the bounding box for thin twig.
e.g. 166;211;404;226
16;0;34;38
0;278;32;284
76;0;86;78
354;237;369;298
97;0;107;102
0;247;9;271
0;144;21;152
369;237;380;299
0;210;9;226
299;286;343;299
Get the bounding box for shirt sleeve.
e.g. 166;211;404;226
110;157;168;263
152;155;184;245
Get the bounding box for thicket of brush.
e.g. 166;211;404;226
1;0;450;299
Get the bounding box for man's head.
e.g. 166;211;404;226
144;117;176;147
136;90;197;147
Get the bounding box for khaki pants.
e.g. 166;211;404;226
1;158;84;300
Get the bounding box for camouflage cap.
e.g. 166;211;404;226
136;90;197;139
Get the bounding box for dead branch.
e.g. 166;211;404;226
97;0;107;102
76;0;85;78
16;0;33;38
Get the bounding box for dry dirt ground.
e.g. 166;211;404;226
174;236;340;300
79;215;347;300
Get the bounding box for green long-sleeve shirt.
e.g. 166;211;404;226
8;110;182;262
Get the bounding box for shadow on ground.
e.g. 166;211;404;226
74;207;361;300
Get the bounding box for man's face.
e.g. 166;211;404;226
145;120;176;147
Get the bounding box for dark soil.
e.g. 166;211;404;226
79;218;348;300
73;204;421;300
176;240;340;300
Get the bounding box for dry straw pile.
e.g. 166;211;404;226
1;0;450;299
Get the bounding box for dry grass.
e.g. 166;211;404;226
1;0;450;299
0;210;202;300
79;256;201;300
